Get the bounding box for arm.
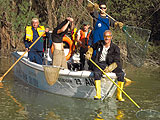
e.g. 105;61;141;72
57;17;74;34
23;34;30;51
91;10;99;27
70;20;74;31
109;17;116;28
104;45;121;73
90;40;99;50
57;20;70;34
76;30;81;42
113;46;122;68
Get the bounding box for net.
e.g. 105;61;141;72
136;109;160;120
44;66;60;86
123;26;151;67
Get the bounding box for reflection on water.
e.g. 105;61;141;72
0;56;119;120
0;57;160;120
1;79;119;120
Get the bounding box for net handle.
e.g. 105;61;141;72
89;58;141;109
87;0;116;21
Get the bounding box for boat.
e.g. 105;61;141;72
12;51;117;100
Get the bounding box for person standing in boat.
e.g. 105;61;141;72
86;30;125;101
87;2;123;70
24;18;49;65
76;21;91;70
52;17;74;69
87;2;123;44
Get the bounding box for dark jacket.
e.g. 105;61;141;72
91;40;122;72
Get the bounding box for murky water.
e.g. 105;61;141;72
0;56;160;120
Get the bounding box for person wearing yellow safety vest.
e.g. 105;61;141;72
76;21;91;70
24;18;49;65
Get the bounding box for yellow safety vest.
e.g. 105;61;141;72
71;28;77;41
25;26;46;42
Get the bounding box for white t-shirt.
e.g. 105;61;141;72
99;45;110;62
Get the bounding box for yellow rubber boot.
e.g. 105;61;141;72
116;81;125;102
115;110;124;120
94;112;104;120
94;80;101;100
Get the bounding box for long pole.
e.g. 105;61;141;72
87;0;116;21
0;32;45;82
89;58;141;109
87;0;133;83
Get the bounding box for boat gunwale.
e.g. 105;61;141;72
12;51;94;78
12;51;117;79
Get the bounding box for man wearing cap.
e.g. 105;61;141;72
76;21;91;70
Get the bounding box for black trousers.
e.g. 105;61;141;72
93;61;125;82
80;47;87;70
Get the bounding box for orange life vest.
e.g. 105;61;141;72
51;36;74;61
79;29;91;48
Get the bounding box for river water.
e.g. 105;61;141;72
0;56;160;120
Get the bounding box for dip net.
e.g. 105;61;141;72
136;109;160;120
123;26;160;119
123;26;151;67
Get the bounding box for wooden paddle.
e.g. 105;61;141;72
0;32;45;82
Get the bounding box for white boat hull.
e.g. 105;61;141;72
12;51;117;100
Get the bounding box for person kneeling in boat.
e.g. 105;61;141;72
86;30;125;101
52;17;74;69
24;18;49;65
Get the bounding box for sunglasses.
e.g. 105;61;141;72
104;36;112;39
100;7;107;9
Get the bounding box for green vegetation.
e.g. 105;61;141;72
0;0;159;65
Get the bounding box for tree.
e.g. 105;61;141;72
0;0;37;54
0;0;159;59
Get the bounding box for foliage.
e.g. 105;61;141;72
0;0;37;51
12;1;37;40
147;43;160;62
107;0;160;45
0;0;159;64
